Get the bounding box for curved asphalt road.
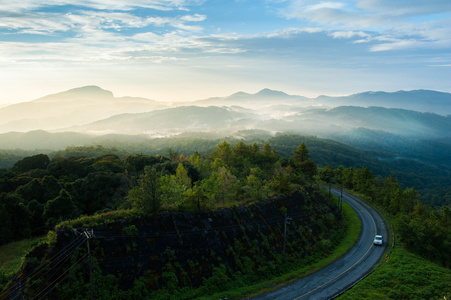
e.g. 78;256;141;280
252;188;388;300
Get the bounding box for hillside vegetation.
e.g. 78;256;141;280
339;244;451;300
1;138;450;299
1;140;348;299
1;133;450;207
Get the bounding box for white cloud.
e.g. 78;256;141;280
305;2;346;12
357;0;451;16
179;14;206;22
266;27;323;38
370;39;419;52
0;8;206;34
0;0;207;12
1;0;450;106
277;0;451;51
330;30;370;39
205;47;246;54
0;2;209;65
0;11;73;33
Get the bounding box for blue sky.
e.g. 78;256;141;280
1;0;450;104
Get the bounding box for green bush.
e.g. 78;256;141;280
123;225;138;237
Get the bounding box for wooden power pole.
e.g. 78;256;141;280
84;230;94;300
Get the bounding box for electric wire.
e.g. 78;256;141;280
3;238;84;300
88;213;313;267
2;235;86;300
93;210;316;239
31;253;88;300
18;234;84;283
8;239;86;300
8;235;84;287
1;215;283;299
2;204;331;299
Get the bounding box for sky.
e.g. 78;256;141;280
1;0;451;104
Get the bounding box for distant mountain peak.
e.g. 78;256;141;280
230;91;251;97
66;85;105;92
256;88;289;97
35;85;114;102
62;85;113;97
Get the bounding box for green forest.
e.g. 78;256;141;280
0;140;312;246
0;136;450;299
1;133;450;207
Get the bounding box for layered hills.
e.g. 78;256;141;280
0;86;450;135
0;85;450;139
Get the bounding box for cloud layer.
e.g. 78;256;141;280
0;0;450;103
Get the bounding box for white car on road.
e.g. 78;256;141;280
373;235;383;246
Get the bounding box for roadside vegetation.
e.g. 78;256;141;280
339;244;451;299
318;166;451;299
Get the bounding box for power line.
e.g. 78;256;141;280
84;230;94;300
3;235;86;300
93;213;294;239
31;254;88;300
3;202;334;299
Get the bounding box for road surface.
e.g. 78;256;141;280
252;188;388;300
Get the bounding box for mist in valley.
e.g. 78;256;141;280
1;86;450;144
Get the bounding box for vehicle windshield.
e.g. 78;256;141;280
375;236;382;240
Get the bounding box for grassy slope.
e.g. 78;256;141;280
339;244;451;300
0;237;45;291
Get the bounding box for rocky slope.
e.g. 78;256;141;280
10;190;343;298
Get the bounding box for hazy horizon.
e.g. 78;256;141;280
1;1;451;105
2;85;451;107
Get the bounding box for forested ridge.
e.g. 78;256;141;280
1;140;312;246
1;133;450;206
1;140;343;299
0;136;450;299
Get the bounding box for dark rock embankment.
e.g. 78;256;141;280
19;189;342;295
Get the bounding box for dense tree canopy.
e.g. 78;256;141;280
0;140;313;246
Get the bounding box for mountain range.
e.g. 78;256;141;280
0;86;170;132
0;85;450;152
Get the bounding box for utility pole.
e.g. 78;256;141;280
337;184;344;215
340;184;344;213
283;213;292;263
84;229;94;300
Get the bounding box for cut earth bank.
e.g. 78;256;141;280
17;188;347;297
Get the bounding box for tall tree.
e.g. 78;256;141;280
159;175;184;206
293;142;310;164
43;189;80;228
211;141;232;166
0;193;32;244
126;166;162;213
12;154;50;173
183;183;208;210
292;142;317;178
175;163;191;188
217;166;238;204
